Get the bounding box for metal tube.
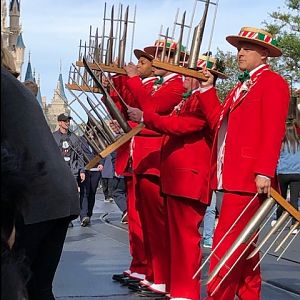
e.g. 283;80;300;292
247;211;291;259
174;11;186;65
118;5;129;67
188;0;210;69
206;197;276;285
82;57;131;133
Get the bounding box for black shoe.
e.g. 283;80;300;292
127;282;143;291
112;273;128;282
137;289;166;297
121;277;141;285
68;221;74;228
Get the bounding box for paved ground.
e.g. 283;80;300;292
53;190;300;299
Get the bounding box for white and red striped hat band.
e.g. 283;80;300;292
226;26;282;57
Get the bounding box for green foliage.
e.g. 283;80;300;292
215;49;239;102
264;0;300;95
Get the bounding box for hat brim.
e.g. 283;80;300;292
134;49;154;61
226;35;282;57
144;46;189;61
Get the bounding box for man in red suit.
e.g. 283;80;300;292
124;42;185;297
111;50;157;283
197;27;290;300
111;42;185;297
127;54;226;300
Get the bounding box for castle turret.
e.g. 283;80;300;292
45;69;70;131
15;32;25;78
9;0;20;50
24;52;34;82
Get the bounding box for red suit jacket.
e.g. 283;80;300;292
198;66;290;193
143;91;213;204
125;74;184;176
111;76;157;175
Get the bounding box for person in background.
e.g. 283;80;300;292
79;124;104;227
202;192;217;249
110;151;128;223
23;80;38;98
274;120;300;234
2;42;80;300
197;26;290;300
101;153;115;203
53;113;85;227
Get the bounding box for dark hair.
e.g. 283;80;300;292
283;120;300;153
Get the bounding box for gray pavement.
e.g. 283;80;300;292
54;190;300;299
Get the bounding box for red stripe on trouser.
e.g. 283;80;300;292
205;192;262;300
135;175;169;285
126;175;148;275
167;195;206;300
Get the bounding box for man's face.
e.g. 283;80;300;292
59;120;70;131
183;76;199;91
137;57;153;78
236;42;268;71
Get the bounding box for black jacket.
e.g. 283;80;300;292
1;67;80;224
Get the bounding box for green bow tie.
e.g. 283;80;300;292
154;76;164;85
238;70;250;83
182;90;192;99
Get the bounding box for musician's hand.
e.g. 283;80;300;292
199;67;214;88
255;175;271;197
109;120;122;134
124;62;139;78
127;106;143;123
80;172;86;183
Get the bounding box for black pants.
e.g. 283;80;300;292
101;177;114;200
14;216;72;300
277;173;300;224
79;170;101;218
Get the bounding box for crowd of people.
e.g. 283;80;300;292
1;23;299;300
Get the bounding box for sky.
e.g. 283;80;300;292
18;0;286;103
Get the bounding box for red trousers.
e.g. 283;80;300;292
167;195;206;300
135;174;169;284
126;175;148;275
205;192;262;300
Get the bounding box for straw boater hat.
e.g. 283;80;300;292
143;40;189;60
196;54;228;79
226;27;282;57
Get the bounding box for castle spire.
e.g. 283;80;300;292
9;0;21;49
24;52;34;81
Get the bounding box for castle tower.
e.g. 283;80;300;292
8;0;20;50
15;32;25;78
1;0;25;78
24;52;34;81
45;71;70;132
1;0;9;45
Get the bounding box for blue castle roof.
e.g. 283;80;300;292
16;33;25;49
